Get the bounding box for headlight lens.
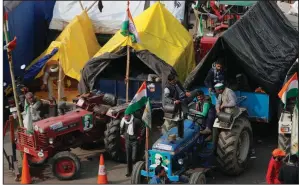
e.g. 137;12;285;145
39;127;44;134
34;125;39;131
178;158;184;165
49;138;54;144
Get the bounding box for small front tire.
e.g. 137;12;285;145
52;151;81;180
189;172;206;184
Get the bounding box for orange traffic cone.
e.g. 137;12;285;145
97;154;108;184
21;153;32;184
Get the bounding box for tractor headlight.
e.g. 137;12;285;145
39;127;45;134
49;138;54;144
178;158;184;165
34;125;39;131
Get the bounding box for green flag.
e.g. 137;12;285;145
197;14;204;37
142;98;152;129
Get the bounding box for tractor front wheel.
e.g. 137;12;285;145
131;161;147;184
189;172;206;184
52;151;81;180
216;117;252;176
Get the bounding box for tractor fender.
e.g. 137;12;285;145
213;107;249;130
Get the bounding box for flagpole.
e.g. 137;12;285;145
3;17;23;127
125;0;130;103
145;126;149;182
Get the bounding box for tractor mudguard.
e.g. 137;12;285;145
213;107;248;130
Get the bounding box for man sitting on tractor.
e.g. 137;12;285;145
193;90;216;141
214;83;237;114
204;59;226;93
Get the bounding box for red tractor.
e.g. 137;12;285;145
15;92;119;180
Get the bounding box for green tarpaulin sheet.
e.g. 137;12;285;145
218;1;257;6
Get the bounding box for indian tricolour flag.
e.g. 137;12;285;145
278;72;298;106
125;82;147;115
120;7;140;43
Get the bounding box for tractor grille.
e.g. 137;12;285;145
37;132;48;148
17;127;35;148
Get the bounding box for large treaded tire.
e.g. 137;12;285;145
131;161;146;184
216;117;252;176
104;119;125;162
189;172;206;184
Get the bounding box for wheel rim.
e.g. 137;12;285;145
237;130;250;163
55;159;76;177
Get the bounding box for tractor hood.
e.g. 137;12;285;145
33;109;92;133
152;120;201;154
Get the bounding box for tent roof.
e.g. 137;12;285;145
25;11;100;81
94;2;195;82
184;1;299;95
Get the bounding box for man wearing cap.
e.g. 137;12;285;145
120;113;145;177
214;83;237;114
266;148;286;184
41;61;65;99
204;59;226;93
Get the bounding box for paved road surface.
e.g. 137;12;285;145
4;122;278;184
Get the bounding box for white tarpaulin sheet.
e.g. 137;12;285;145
49;1;185;34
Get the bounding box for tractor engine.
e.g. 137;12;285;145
16;109;94;164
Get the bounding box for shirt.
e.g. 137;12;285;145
149;176;162;184
216;87;237;110
266;157;283;184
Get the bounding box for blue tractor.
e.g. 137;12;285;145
131;97;252;183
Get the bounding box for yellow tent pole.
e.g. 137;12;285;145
3;21;23;127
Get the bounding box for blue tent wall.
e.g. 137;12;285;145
3;1;56;84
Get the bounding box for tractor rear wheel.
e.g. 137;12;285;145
104;119;125;162
131;161;147;184
216;117;252;176
189;172;206;184
52;151;81;180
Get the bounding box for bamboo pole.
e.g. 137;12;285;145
79;1;85;10
145;127;149;182
125;45;130;103
86;1;98;12
57;60;63;102
3;21;23;127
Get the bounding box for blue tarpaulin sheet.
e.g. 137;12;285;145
3;1;56;84
23;47;59;82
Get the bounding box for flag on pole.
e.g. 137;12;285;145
142;98;152;129
23;100;34;134
125;82;147;115
4;36;17;51
278;72;298;106
120;7;140;43
197;14;204;37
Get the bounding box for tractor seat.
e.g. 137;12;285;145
93;104;111;116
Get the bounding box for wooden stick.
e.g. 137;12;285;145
79;1;85;11
58;60;63;103
3;22;23;127
126;45;130;103
86;1;98;12
145;127;149;182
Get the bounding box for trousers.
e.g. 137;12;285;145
47;77;65;99
125;137;138;174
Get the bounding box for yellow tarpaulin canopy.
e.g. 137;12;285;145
94;2;195;82
27;10;100;81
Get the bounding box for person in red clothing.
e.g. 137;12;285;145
266;148;286;184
